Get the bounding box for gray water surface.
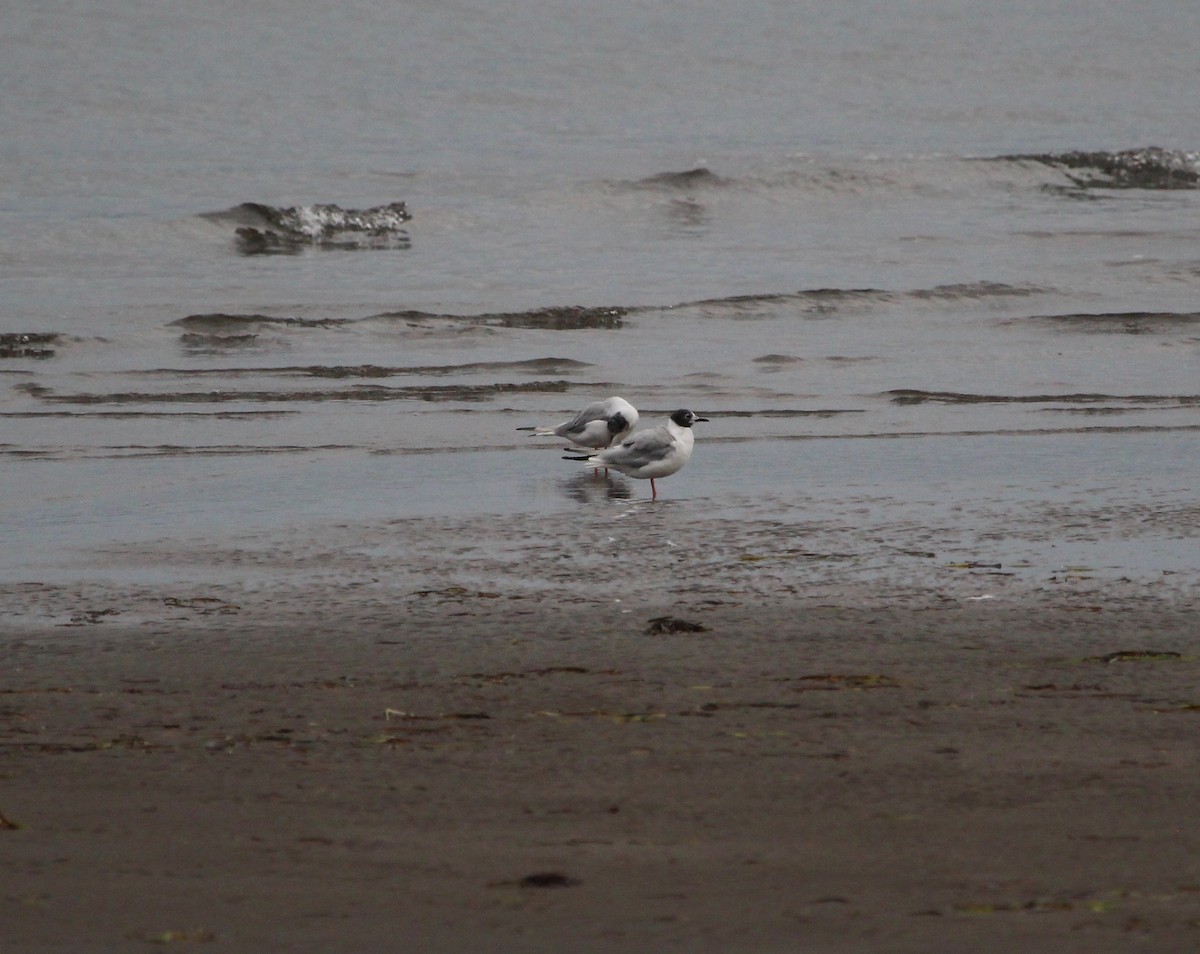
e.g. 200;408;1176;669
3;1;1199;601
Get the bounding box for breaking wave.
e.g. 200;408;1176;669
170;314;351;332
998;147;1200;190
1;333;60;360
167;285;1045;346
611;150;1200;203
671;282;1045;315
887;390;1200;406
369;305;628;330
622;167;730;190
41;380;574;407
169;307;628;341
204;201;412;254
150;358;593;378
1015;311;1200;334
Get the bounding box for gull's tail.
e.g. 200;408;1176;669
516;425;557;436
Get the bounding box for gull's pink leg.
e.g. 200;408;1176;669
650;478;658;500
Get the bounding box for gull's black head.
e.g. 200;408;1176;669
670;408;709;428
607;412;628;435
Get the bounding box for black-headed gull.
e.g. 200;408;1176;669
517;396;638;449
563;408;709;499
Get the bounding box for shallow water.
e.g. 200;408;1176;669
3;2;1199;603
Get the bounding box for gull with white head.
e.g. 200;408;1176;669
517;396;638;449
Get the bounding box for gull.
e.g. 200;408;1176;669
517;396;638;449
563;408;709;499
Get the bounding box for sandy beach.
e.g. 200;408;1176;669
4;556;1199;952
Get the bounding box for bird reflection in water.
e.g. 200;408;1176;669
560;472;633;503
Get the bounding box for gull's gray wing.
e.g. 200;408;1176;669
605;426;676;468
557;401;611;438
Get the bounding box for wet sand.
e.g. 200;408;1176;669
4;557;1200;952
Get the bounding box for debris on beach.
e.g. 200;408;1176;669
794;674;902;690
457;666;596;684
383;709;491;721
411;585;503;602
63;608;121;626
536;709;666;723
518;872;581;888
134;928;217;944
484;872;582;889
163;596;241;615
646;615;710;634
1090;650;1183;664
486;871;582;890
